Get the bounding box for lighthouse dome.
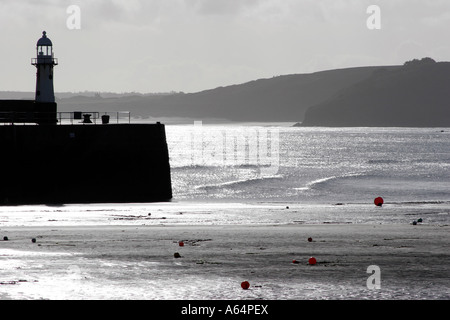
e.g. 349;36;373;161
37;31;52;46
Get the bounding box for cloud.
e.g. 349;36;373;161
1;0;450;93
187;0;263;15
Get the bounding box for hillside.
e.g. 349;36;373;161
55;66;390;122
3;59;448;126
301;58;450;127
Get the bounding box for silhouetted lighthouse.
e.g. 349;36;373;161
0;30;172;205
31;31;58;103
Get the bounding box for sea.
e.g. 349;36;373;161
1;123;449;227
166;123;450;226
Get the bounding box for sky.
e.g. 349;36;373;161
0;0;448;93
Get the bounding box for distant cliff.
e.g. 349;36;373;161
301;58;450;127
55;66;387;122
3;58;448;126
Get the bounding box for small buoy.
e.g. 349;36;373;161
178;241;184;247
292;259;299;264
148;213;151;216
308;257;317;265
241;281;250;290
412;221;417;225
31;238;36;243
3;236;8;241
308;237;312;242
417;218;423;223
286;206;289;209
374;197;384;207
174;252;181;258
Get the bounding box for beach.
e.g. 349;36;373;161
1;220;449;300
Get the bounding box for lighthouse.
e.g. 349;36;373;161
31;31;58;103
0;30;172;205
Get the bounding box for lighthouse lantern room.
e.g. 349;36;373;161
31;31;58;103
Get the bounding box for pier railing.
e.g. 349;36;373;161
58;111;131;125
0;111;131;125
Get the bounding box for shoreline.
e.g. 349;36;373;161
1;200;449;227
1;223;449;300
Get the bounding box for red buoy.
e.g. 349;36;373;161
308;257;317;265
178;241;184;247
241;281;250;290
308;237;312;242
374;197;384;207
292;259;299;264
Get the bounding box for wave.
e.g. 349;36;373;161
171;163;276;170
388;200;450;205
368;158;448;166
294;172;367;191
195;174;284;190
171;164;218;170
367;159;401;164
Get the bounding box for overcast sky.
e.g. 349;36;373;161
0;0;448;93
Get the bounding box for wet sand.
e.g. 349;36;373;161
1;223;449;300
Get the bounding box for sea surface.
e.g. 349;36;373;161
1;124;449;227
168;124;450;204
166;124;450;225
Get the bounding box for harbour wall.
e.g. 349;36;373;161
0;123;172;205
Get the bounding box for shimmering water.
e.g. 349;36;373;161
1;125;449;226
163;124;450;225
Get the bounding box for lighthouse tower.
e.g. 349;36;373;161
31;31;58;103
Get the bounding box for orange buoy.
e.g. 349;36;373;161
241;281;250;290
308;257;317;265
374;197;384;207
